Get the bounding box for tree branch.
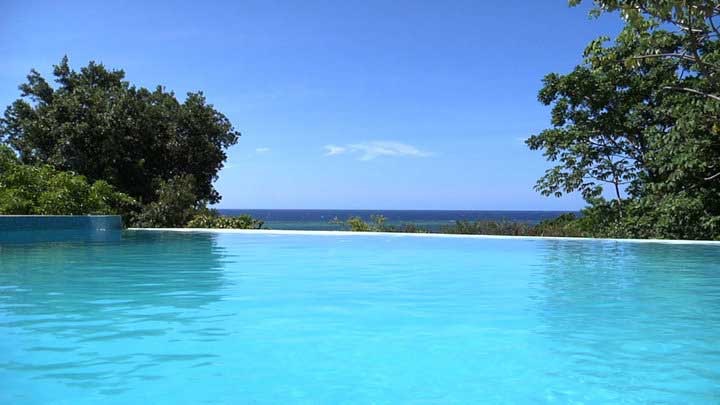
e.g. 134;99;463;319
708;15;720;38
662;86;720;101
632;53;720;71
632;53;697;62
705;171;720;180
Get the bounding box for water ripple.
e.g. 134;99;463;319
0;231;719;403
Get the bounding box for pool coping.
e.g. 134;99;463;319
127;228;720;245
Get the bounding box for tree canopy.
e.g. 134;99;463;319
0;57;240;210
527;0;720;239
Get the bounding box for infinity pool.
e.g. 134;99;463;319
1;230;719;403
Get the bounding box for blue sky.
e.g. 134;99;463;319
1;0;622;210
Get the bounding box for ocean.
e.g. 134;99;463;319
217;209;574;231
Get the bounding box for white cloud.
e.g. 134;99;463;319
323;141;430;161
255;147;271;153
324;145;347;156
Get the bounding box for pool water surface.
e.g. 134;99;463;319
0;231;719;403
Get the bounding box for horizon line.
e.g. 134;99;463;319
212;208;580;212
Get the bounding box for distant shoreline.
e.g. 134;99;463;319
215;209;578;232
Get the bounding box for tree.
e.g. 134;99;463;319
527;35;677;217
528;1;720;239
0;57;240;210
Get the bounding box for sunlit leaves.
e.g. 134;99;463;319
0;145;136;216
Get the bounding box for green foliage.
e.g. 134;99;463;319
527;0;720;239
0;57;240;225
332;215;430;233
334;213;582;237
0;145;136;216
342;215;389;232
345;217;372;232
440;214;585;237
574;197;720;240
440;220;533;236
131;175;200;228
533;213;586;237
186;211;264;229
134;182;265;228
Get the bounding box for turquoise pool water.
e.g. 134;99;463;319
1;231;719;403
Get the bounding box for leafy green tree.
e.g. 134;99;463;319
0;145;135;216
1;57;240;211
528;0;720;239
526;35;676;216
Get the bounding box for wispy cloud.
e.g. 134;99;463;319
255;147;271;154
323;141;430;161
324;145;347;156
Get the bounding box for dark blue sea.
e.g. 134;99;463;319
218;209;574;231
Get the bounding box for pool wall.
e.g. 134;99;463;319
0;215;122;243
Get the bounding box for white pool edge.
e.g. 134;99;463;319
127;228;720;245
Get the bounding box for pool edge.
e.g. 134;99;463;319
126;228;720;245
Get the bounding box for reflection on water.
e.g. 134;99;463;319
0;229;122;244
532;241;720;402
1;232;719;403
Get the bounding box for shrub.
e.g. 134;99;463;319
333;211;586;237
440;220;534;236
343;215;388;232
439;216;586;237
131;175;200;228
533;213;585;237
0;145;136;217
186;211;263;229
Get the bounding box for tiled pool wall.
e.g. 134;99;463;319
0;215;122;243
